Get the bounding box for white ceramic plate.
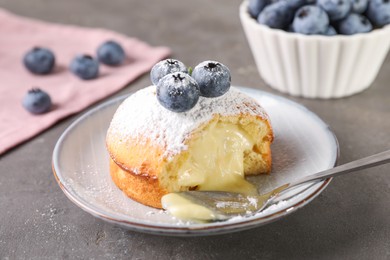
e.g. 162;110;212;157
52;87;339;236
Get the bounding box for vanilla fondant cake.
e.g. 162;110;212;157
106;85;273;208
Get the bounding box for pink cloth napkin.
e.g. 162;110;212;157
0;9;171;155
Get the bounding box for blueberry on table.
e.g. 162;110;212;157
248;0;269;18
70;55;99;80
350;0;368;14
338;13;373;35
150;59;188;86
97;40;125;66
258;1;294;30
293;5;330;35
22;88;52;114
191;61;231;98
23;47;55;75
156;72;200;113
317;0;352;21
366;0;390;27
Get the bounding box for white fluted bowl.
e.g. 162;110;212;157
240;1;390;98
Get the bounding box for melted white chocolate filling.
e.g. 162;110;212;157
176;121;257;195
162;122;259;221
161;193;216;221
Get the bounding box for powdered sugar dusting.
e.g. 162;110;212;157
108;86;269;158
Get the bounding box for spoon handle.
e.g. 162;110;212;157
289;149;390;188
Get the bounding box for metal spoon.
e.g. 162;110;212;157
162;149;390;222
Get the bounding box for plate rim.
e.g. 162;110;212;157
52;86;340;236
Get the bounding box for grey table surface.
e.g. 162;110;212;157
0;0;389;259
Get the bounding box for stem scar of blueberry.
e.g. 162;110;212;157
172;73;185;81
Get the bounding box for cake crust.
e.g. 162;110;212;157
109;158;167;208
106;86;273;208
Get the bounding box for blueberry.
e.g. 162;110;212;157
97;40;125;66
284;0;308;9
156;72;200;113
70;55;99;80
324;25;337;35
350;0;368;13
191;61;231;98
150;59;188;86
258;1;294;29
317;0;351;21
22;88;52;114
23;47;55;75
272;0;314;8
293;5;330;34
366;0;390;27
338;13;373;34
287;24;295;32
248;0;270;18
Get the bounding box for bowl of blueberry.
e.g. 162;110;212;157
240;0;390;98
